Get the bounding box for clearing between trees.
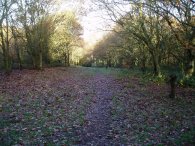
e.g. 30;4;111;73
0;67;195;145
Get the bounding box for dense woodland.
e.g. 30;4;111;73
0;0;83;72
81;0;195;86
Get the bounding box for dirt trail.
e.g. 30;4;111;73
78;74;116;145
1;67;195;145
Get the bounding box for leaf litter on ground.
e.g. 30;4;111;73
0;67;195;145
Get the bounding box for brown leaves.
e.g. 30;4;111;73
0;67;195;145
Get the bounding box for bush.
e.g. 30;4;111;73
179;76;195;88
82;61;92;67
141;73;167;84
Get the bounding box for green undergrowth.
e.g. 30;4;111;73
175;128;195;145
179;76;195;88
76;66;195;87
108;67;195;87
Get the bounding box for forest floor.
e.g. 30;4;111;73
0;67;195;145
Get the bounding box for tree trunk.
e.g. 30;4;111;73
141;57;147;73
106;57;111;68
38;51;43;70
185;49;194;78
5;9;11;74
64;53;67;67
32;55;36;69
31;51;43;70
151;53;161;76
12;27;23;70
67;51;70;67
18;48;23;70
0;24;12;74
3;51;12;74
169;74;177;98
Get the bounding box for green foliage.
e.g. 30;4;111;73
179;76;195;88
81;60;93;67
142;73;166;84
48;60;64;67
175;128;195;145
85;0;195;80
0;1;84;71
0;130;21;146
50;12;83;66
112;67;195;88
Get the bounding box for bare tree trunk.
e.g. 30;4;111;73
185;49;194;78
5;6;12;74
32;55;36;69
11;27;23;70
18;48;23;70
151;53;161;76
169;74;177;98
31;50;43;70
64;53;67;67
0;22;12;74
38;50;43;70
67;50;70;67
3;50;12;74
141;57;146;73
106;57;111;68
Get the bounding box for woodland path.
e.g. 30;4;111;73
78;74;117;145
0;67;195;145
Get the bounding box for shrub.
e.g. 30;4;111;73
179;76;195;88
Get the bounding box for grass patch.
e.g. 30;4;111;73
175;128;195;145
